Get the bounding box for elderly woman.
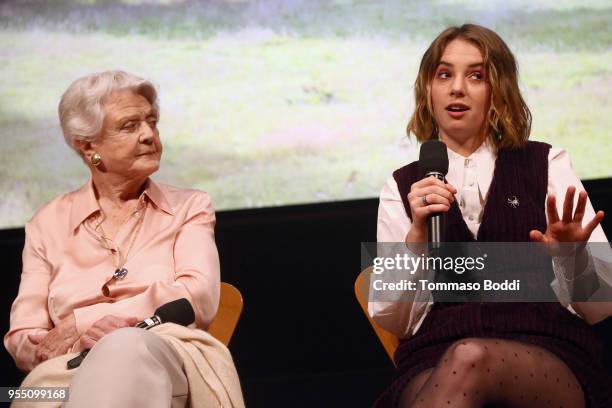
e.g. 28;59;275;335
4;71;243;407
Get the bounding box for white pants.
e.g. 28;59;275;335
64;327;188;408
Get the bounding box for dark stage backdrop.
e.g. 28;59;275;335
1;178;611;408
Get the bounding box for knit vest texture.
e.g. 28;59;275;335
392;141;550;242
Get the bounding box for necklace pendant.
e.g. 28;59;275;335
114;267;128;280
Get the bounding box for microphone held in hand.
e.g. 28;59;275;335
67;298;195;369
418;140;449;249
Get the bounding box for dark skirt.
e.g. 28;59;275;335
374;302;612;408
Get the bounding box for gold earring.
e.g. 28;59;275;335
91;152;102;167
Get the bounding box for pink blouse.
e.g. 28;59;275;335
4;179;220;371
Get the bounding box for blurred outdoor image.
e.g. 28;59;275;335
1;0;610;228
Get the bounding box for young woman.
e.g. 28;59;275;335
370;24;612;408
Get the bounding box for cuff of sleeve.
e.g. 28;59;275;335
8;330;48;372
568;272;600;301
551;244;593;280
552;250;600;301
406;300;433;338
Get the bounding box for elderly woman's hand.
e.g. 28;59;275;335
79;315;139;350
28;313;79;364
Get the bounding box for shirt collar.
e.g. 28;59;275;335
142;179;174;216
69;179;100;231
446;138;497;198
446;137;496;161
69;178;174;231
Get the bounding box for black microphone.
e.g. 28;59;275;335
67;298;195;369
136;298;195;330
418;140;449;250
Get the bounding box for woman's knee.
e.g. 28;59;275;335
87;327;169;362
434;338;492;389
92;327;147;350
444;339;490;371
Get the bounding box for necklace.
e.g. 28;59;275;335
93;201;147;297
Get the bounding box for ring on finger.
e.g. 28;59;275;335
422;195;430;206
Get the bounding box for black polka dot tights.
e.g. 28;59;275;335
399;338;585;408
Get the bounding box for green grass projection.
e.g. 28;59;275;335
0;0;610;227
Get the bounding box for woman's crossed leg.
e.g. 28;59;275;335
399;338;584;408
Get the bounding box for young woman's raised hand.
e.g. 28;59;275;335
530;186;604;245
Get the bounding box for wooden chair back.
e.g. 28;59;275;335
208;282;243;346
354;267;400;366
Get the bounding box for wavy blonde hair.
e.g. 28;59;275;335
407;24;531;149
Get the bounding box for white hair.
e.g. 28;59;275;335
58;70;159;155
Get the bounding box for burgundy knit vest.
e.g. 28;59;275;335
392;141;551;242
